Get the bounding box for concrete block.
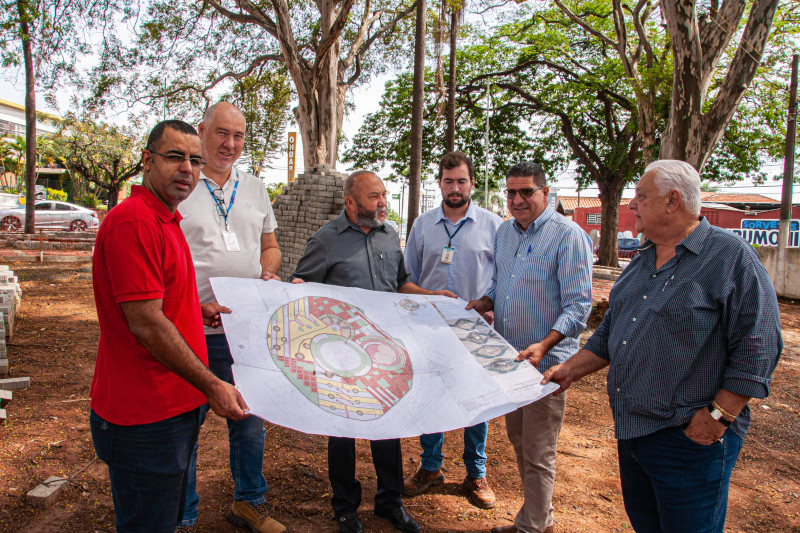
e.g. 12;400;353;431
0;389;10;406
26;477;69;508
0;377;30;390
0;308;12;337
0;408;6;420
0;358;7;376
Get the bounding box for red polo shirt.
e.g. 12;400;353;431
90;185;208;425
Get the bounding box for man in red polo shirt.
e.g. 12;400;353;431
90;119;248;533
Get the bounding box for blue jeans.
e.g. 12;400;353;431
181;334;268;525
90;408;202;533
420;421;488;479
617;425;743;533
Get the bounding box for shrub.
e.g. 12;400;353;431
78;195;100;208
46;188;68;202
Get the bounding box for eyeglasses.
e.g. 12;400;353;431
211;188;226;216
148;150;206;170
504;186;544;198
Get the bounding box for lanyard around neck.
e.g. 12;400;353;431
443;220;467;247
205;177;239;230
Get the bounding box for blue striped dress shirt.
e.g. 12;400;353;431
404;201;502;300
583;218;782;440
485;206;593;373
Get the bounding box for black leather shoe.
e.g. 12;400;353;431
336;512;364;533
374;505;421;532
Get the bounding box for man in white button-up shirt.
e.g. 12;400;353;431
178;102;285;533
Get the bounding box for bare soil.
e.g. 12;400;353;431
0;262;798;532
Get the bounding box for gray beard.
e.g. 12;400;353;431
356;207;386;228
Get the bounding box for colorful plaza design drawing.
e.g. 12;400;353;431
267;296;413;420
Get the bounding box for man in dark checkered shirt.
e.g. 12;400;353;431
542;160;782;533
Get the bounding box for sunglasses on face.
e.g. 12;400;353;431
504;186;544;198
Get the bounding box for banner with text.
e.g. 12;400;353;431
729;219;800;247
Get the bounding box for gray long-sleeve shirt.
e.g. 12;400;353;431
290;210;409;292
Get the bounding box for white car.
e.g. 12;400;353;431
0;200;100;232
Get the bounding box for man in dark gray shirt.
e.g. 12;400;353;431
291;170;454;533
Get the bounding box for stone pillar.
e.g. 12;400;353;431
273;164;346;280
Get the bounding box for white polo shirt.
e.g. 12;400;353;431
179;167;277;333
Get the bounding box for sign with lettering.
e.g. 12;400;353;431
287;132;297;182
729;219;800;247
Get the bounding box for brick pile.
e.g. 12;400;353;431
272;164;346;280
0;264;25;419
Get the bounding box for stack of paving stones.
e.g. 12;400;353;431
0;264;27;418
0;231;96;251
272;164;346;280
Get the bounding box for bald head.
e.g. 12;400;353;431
203;101;245;125
344;170;380;199
198;102;247;181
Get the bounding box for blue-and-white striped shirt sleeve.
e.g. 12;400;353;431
485;207;593;373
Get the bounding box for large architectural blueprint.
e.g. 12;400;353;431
210;278;559;439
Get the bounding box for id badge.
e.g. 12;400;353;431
441;246;455;264
222;230;241;252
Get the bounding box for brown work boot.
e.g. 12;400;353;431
227;500;287;533
403;467;445;496
463;475;496;509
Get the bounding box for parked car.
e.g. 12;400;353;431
594;237;640;259
0;201;100;232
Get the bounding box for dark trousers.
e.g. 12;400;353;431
328;436;403;516
90;408;202;533
618;425;743;533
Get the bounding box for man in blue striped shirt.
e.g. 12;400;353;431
468;161;593;533
542;160;782;533
402;152;503;509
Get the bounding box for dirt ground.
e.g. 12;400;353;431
0;262;798;533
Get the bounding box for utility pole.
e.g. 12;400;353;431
399;180;406;244
407;0;426;233
484;81;491;210
778;53;798;296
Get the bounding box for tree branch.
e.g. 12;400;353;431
698;0;746;85
206;0;278;37
554;0;618;47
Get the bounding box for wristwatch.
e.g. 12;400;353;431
707;404;733;426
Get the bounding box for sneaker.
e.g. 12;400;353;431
227;500;287;533
463;475;496;509
403;467;445;496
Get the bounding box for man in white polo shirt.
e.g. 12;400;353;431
178;102;285;533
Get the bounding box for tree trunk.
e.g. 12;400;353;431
277;0;344;171
107;183;119;210
596;180;625;268
444;10;459;152
407;0;426;233
659;0;780;170
18;0;36;234
292;55;341;169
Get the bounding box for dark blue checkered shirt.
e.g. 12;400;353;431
584;218;782;440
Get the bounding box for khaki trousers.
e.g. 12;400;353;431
505;392;567;533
